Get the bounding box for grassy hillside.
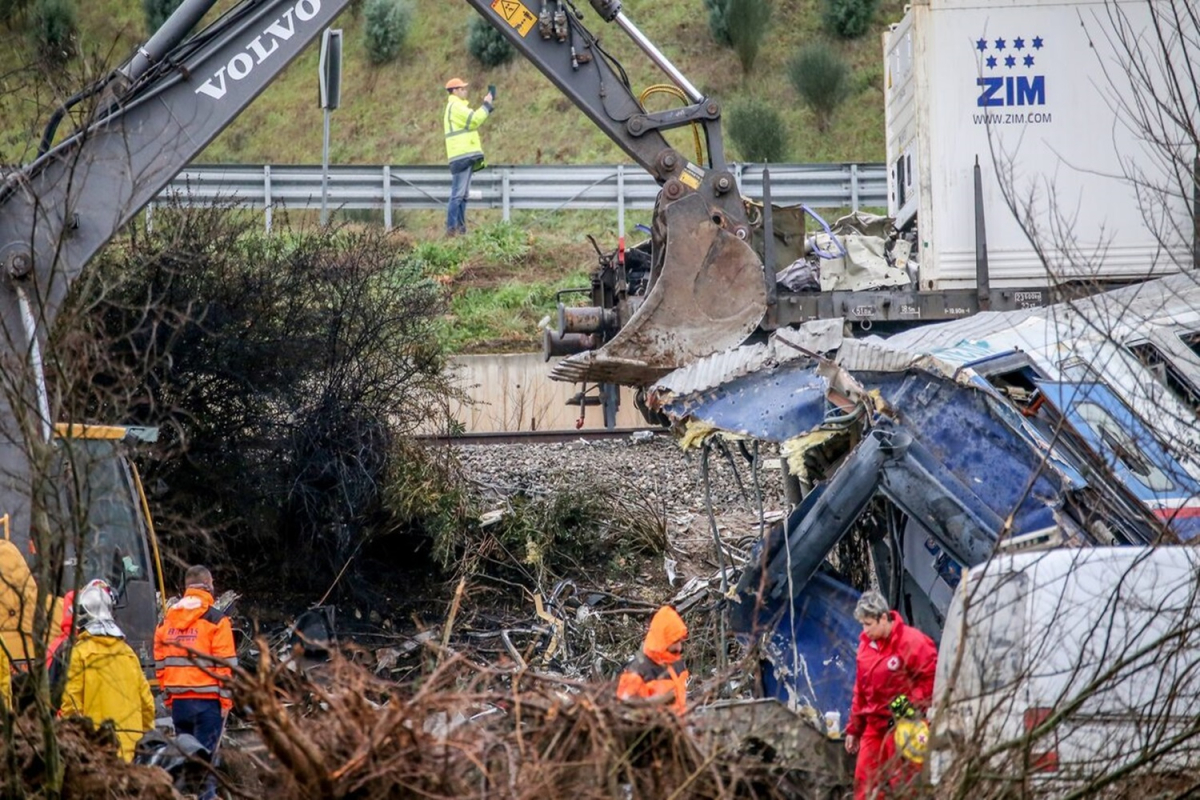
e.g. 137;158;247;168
2;0;902;166
1;0;904;351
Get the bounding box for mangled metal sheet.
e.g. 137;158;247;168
869;272;1200;365
647;319;845;405
660;358;831;443
660;274;1200;727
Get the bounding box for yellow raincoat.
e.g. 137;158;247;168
1;642;10;711
61;631;155;761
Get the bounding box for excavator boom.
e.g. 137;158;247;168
462;0;769;386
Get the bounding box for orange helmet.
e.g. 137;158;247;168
444;77;469;90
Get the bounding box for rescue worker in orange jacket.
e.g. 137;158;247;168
616;605;689;715
60;580;155;761
154;565;236;800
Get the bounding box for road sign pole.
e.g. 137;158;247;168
320;108;332;225
318;27;343;226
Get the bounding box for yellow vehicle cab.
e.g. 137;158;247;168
0;424;165;676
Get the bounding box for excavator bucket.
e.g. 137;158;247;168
549;193;768;387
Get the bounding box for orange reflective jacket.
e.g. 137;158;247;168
617;605;689;715
153;588;236;712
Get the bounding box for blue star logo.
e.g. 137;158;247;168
1013;37;1025;50
986;55;997;69
995;37;1007;50
976;38;988;51
1023;54;1035;67
1033;36;1044;49
1004;55;1016;68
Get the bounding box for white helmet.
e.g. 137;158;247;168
78;579;124;638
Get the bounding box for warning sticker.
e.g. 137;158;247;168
491;0;536;37
679;162;704;190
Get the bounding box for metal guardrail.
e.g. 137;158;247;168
156;162;887;232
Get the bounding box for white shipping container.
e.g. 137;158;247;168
884;0;1196;291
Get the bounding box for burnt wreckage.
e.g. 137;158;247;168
647;274;1200;720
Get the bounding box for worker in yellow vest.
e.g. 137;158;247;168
443;77;494;236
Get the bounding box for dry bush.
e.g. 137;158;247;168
230;647;805;800
0;712;178;799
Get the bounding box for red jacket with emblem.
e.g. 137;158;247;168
847;610;937;738
154;588;236;712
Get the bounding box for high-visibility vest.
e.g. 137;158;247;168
153;588;237;711
444;94;490;164
616;650;689;715
0;641;10;711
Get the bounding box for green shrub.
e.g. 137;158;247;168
788;43;851;132
725;98;789;163
383;440;476;571
704;0;731;46
32;0;76;64
1;0;35;25
822;0;879;39
467;15;515;68
142;0;181;35
728;0;771;72
362;0;413;65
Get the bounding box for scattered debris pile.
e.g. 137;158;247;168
420;434;791;690
228;647;849;800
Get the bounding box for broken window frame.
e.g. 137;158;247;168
1126;339;1200;419
1072;400;1176;492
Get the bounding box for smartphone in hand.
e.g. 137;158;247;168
487;84;497;100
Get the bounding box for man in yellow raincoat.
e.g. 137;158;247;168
0;639;10;712
60;579;155;761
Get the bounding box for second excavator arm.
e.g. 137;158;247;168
462;0;770;386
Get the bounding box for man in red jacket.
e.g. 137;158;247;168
845;591;937;800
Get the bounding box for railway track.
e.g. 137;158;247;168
416;427;662;446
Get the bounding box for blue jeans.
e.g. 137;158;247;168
172;698;225;800
446;159;476;235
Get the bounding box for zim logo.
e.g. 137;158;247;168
974;34;1047;108
977;75;1044;107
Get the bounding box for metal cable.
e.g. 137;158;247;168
701;441;728;673
714;437;748;502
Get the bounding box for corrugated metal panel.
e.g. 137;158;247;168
835;339;926;373
651;319;844;399
868;273;1200;363
652;342;778;398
